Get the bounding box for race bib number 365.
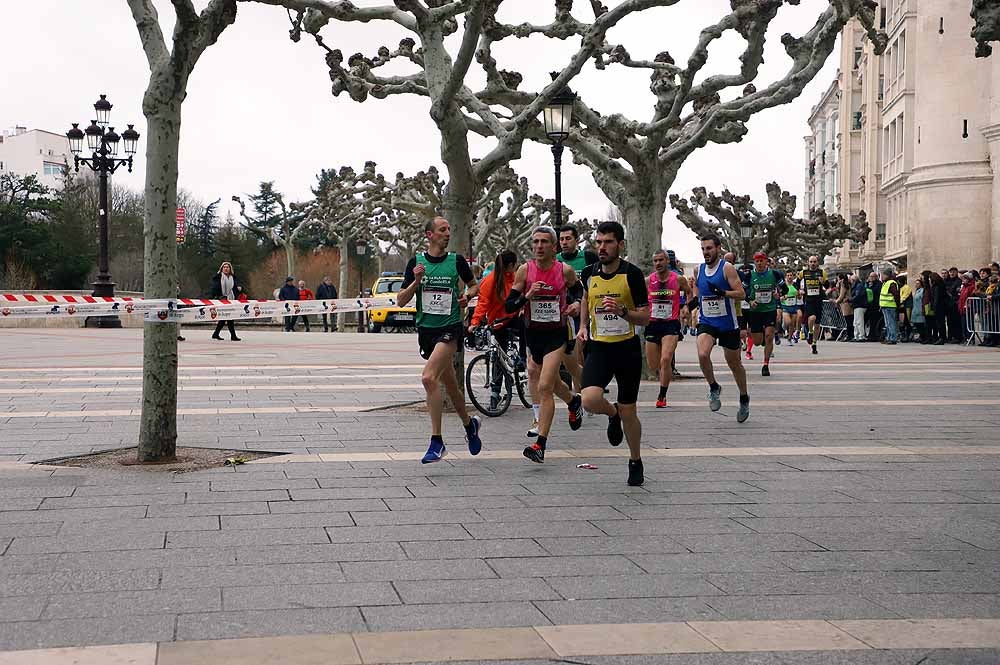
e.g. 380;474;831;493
530;297;560;323
421;288;453;315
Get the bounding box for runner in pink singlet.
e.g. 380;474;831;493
645;249;691;408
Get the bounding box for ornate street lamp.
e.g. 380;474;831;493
66;94;140;327
541;77;577;231
355;238;369;332
739;217;755;270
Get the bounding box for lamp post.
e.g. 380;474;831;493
66;95;139;327
355;238;368;332
738;217;755;271
541;79;577;231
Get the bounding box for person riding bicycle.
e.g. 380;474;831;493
471;250;526;367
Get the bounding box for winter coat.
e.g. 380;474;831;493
278;284;300;301
316;282;338;300
850;281;868;309
911;287;926;323
210;272;242;299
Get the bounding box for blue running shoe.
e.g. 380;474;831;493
421;438;447;464
465;416;482;456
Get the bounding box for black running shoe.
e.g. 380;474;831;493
568;394;584;431
627;459;644;486
523;443;545;464
811;344;818;355
761;365;770;377
607;404;624;447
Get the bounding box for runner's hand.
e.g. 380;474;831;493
412;264;426;280
575;325;588;349
565;301;580;318
525;281;545;298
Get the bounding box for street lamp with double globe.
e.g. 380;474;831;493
739;216;755;271
66;95;140;326
541;78;577;232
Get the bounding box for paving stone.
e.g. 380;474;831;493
350;508;484;526
146;501;271;517
71;482;208;496
360;601;549;632
591;519;753;536
384;496;527;511
267;499;389;514
6;531;165;555
160;563;345;588
233;542;405;565
393;578;561;604
40;494;186;509
615;505;757;519
671;533;825;553
0;613;177;651
325;524;470;543
219;513;354;530
0;506;146;524
340;558;496;582
0;595;46;621
0;522;60;538
863;593;1000;618
545;574;722;600
42;587;220;619
705;571;1000;596
406;483;532;497
185;490;290;503
288;487;415;500
488;555;645;579
704;594;898;620
627;553;793;574
463;520;608;539
59;516;220;535
165;528;329;549
175;608;365;641
51;547;238;571
0;568;160;596
535;597;722;625
400;538;547;559
222;581;398;610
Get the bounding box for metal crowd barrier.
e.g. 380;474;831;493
819;299;850;339
964;296;1000;345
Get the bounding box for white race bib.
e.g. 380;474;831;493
651;301;673;320
756;291;772;304
807;287;820;297
421;288;453;315
782;296;796;307
530;297;560;323
701;297;724;317
595;308;630;337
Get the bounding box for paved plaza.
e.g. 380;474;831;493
0;327;998;663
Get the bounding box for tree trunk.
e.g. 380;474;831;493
442;181;476;258
619;195;666;275
284;243;295;279
337;242;350;332
138;106;182;463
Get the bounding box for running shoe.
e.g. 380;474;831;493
627;459;644;487
775;336;781;346
811;344;818;355
655;398;668;409
672;367;682;378
526;420;539;437
465;416;482;456
761;365;770;377
807;332;814;345
607;403;624;447
708;385;722;412
523;442;545;464
421;439;446;464
745;351;753;360
737;396;751;423
568;394;585;431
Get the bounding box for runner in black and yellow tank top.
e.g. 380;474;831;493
575;222;650;487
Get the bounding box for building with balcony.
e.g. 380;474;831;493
804;79;841;218
0;126;72;191
816;0;1000;275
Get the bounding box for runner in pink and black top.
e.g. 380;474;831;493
645;249;691;408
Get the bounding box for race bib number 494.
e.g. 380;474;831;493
421;288;453;315
595;308;629;337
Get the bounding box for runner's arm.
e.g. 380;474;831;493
623;264;650;327
457;255;479;301
724;264;747;300
504;265;529;314
396;258;420;307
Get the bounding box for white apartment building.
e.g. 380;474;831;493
804;79;841;216
816;0;1000;274
0;126;72;191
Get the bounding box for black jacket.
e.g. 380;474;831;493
316;282;338;300
278;284;300;301
210;272;242;299
850;281;868;308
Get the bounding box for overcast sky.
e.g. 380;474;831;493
1;0;841;263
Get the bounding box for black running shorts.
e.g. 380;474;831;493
748;310;777;334
417;324;464;360
697;323;741;351
582;337;642;405
803;297;824;321
526;326;568;364
643;319;682;344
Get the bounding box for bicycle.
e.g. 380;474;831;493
465;324;530;417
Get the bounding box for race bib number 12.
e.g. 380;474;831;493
422;288;453;315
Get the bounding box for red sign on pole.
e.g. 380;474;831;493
175;207;186;244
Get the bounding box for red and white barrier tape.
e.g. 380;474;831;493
146;298;401;323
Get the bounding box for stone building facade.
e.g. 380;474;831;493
812;0;1000;275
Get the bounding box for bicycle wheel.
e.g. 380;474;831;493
466;352;512;417
513;367;531;409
